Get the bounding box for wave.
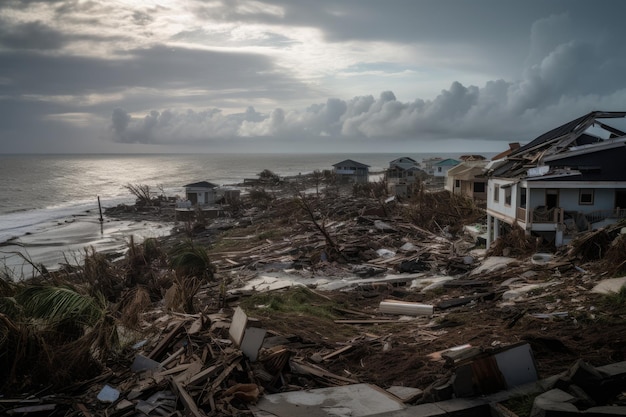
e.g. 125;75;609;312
0;195;135;244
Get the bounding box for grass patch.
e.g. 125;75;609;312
240;286;336;319
239;287;362;342
601;286;626;309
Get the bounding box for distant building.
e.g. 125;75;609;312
422;157;443;175
459;154;486;161
182;181;219;206
386;157;427;197
445;160;488;201
433;158;461;178
332;159;370;184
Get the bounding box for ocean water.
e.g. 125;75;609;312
0;152;466;275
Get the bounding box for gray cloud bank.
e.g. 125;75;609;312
2;0;626;153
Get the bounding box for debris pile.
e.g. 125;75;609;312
2;177;626;416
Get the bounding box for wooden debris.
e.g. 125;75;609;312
379;299;434;316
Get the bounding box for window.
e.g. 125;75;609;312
437;167;442;173
455;179;461;188
520;187;527;208
505;187;512;206
494;184;500;202
579;189;594;205
473;182;485;193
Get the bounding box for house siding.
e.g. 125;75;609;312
487;178;518;222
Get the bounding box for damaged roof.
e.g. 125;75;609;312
490;111;626;180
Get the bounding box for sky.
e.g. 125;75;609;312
2;0;626;154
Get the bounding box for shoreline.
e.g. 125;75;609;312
0;207;174;279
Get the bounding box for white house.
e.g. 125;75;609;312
182;181;219;206
485;111;626;248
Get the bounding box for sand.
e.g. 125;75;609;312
0;211;172;279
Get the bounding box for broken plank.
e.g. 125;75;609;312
186;364;221;387
171;379;206;417
156;363;192;377
161;346;185;367
209;359;242;392
334;319;401;324
148;320;186;360
322;345;354;361
290;360;359;384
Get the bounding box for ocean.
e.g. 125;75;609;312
0;152;470;277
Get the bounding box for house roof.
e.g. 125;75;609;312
434;158;460;167
389;159;420;171
390;156;417;165
490;110;626;179
447;161;488;181
492;143;521;161
459;155;486;161
184;181;218;189
511;111;626;157
332;159;370;168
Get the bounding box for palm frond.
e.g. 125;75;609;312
169;239;215;280
15;285;105;327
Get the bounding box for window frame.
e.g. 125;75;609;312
504;187;512;206
579;189;594;205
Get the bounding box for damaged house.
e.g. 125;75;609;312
485;111;626;248
445;159;488;202
386;157;427;197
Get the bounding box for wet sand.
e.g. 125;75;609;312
0;210;172;279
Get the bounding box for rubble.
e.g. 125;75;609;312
1;176;626;416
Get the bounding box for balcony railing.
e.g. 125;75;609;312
529;207;564;224
585;208;626;224
526;207;626;226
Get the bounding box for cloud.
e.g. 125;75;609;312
4;0;626;154
0;20;68;50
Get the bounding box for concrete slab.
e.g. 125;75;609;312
470;256;516;276
530;388;579;416
592;276;626;294
583;406;626;415
229;306;248;347
495;343;539;388
241;327;266;362
386;386;423;403
434;397;490;416
252;383;405;417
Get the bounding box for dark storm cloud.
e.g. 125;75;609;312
0;20;68;50
3;0;626;153
0;45;305;97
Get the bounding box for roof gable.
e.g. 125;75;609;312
184;181;218;189
390;156;417;165
332;159;370;168
434;158;460;166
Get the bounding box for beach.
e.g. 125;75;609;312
0;209;172;278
